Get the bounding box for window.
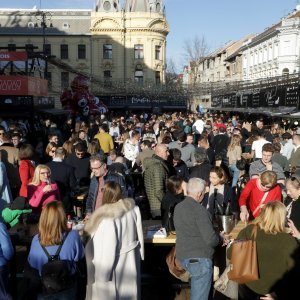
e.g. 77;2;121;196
104;70;111;78
155;45;161;60
135;69;143;84
60;44;68;59
61;72;69;89
25;44;34;53
8;44;16;51
104;70;112;87
134;44;144;59
155;71;160;85
103;44;112;59
44;44;51;56
78;44;86;59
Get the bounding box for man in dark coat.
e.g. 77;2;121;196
144;144;171;219
189;147;212;184
65;142;91;186
47;147;76;215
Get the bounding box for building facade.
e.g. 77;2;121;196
0;0;169;108
241;6;300;80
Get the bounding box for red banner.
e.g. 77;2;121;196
0;51;28;61
0;76;48;96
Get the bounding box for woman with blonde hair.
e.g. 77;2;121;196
87;138;103;156
84;181;144;300
27;164;60;215
239;170;282;222
227;134;242;188
228;201;298;300
27;201;84;299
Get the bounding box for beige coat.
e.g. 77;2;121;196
84;198;144;300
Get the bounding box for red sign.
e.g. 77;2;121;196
0;51;28;61
0;76;48;96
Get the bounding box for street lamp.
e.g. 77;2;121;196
35;10;53;80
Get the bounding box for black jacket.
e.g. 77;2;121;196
65;153;91;185
47;160;77;213
189;161;212;184
161;192;185;229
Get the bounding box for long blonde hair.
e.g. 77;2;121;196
39;201;67;246
228;134;241;151
29;164;51;186
252;201;288;234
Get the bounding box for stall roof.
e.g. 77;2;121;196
209;106;297;116
35;108;71;115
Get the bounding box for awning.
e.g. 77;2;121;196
208;106;298;116
35;108;71;115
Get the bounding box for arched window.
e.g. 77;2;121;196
282;68;289;75
135;68;143;84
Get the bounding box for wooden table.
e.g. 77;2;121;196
142;220;246;244
143;220;176;244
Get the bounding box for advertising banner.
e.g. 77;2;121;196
0;51;28;61
0;76;48;96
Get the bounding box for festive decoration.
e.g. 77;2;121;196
60;75;108;117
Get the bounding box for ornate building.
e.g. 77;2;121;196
91;0;169;94
0;0;169;107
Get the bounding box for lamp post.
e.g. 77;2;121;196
35;10;53;80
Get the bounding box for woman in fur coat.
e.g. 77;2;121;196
84;181;144;300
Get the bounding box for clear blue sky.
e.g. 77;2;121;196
1;0;298;71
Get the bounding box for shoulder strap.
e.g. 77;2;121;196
40;232;69;260
252;191;269;216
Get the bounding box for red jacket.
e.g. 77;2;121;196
19;160;35;198
239;178;282;218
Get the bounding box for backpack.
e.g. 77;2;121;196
40;232;73;294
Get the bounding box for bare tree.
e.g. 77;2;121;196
182;35;210;87
182;35;210;63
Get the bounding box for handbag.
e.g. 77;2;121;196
228;225;259;284
214;265;238;299
166;246;190;282
236;158;247;170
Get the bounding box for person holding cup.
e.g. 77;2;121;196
28;164;60;216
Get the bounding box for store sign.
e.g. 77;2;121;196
0;51;28;61
0;76;48;96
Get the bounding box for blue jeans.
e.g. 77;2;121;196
0;265;11;300
180;257;213;300
229;164;240;188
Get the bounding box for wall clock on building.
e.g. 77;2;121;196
103;1;111;11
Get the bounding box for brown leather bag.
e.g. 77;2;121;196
166;247;190;282
228;225;259;284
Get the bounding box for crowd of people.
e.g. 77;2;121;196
0;111;299;299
